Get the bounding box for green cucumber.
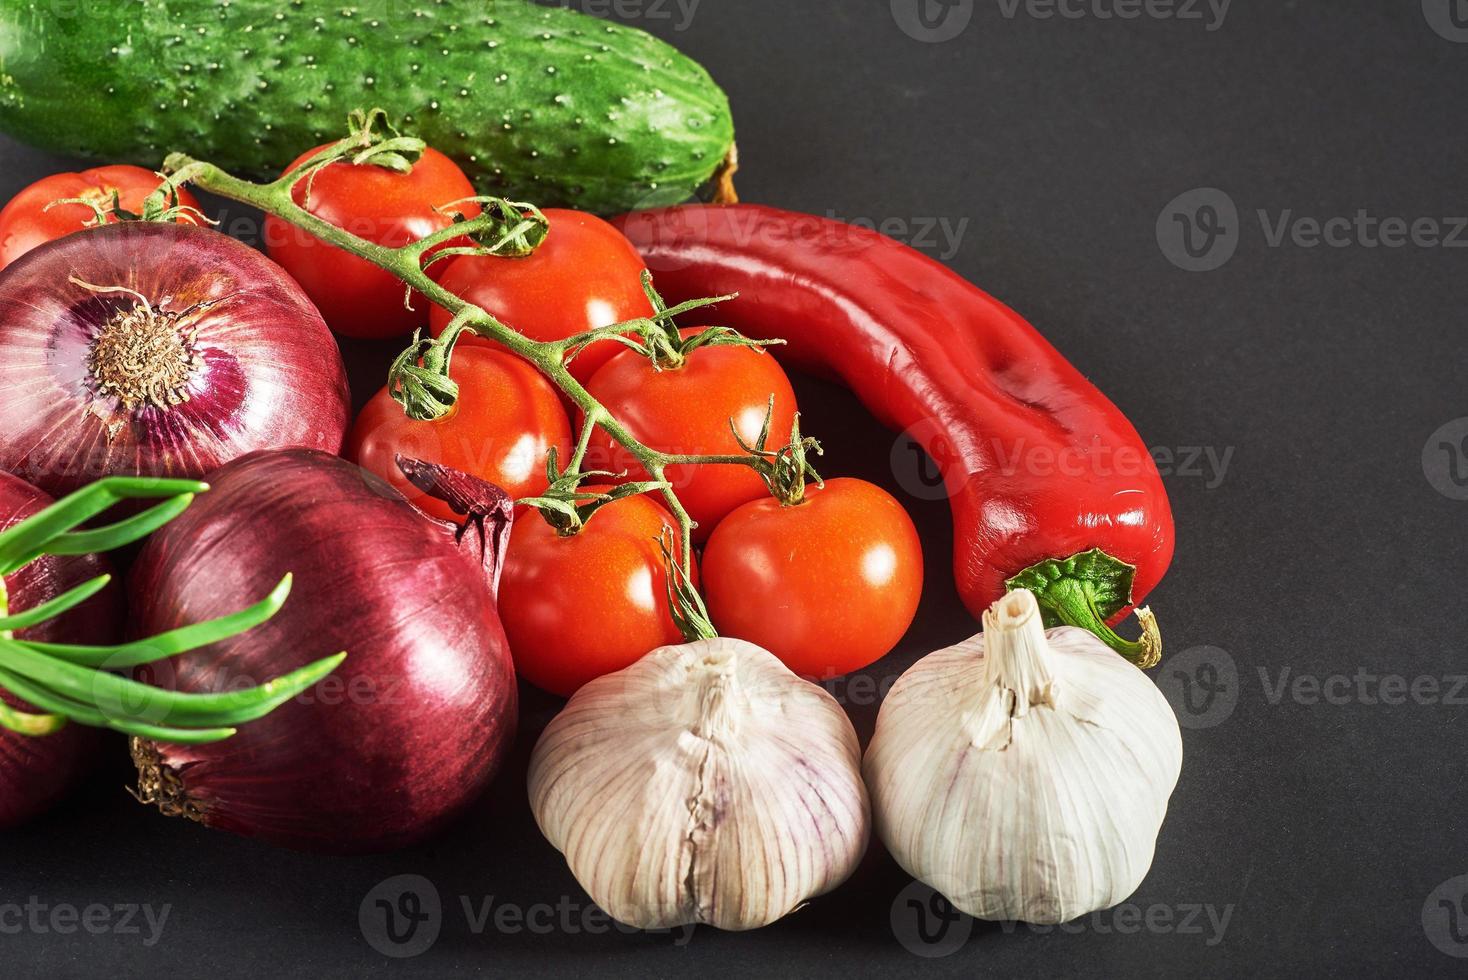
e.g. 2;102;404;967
0;0;734;214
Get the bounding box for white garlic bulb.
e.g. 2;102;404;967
528;637;870;931
863;589;1181;925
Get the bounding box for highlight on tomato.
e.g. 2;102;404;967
700;422;924;679
430;207;654;382
265;110;480;339
346;345;573;522
0;164;202;269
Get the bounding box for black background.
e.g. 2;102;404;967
3;0;1466;976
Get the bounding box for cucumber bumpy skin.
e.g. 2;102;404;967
0;0;733;214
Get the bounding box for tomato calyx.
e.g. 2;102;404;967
338;107;426;174
44;180;210;230
423;196;550;271
518;447;669;537
262;108;427;213
622;271;780;371
387;328;463;422
733;403;824;506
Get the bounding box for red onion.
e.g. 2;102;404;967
127;449;517;853
0;222;349;498
0;471;121;829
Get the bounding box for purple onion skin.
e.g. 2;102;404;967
0;471;122;830
0;222;349;498
128;449;518;853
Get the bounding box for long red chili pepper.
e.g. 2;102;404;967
615;204;1175;666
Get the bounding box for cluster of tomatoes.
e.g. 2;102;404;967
0;150;924;698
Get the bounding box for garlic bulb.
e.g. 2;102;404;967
528;637;869;931
863;589;1182;925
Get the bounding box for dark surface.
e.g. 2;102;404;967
2;0;1465;976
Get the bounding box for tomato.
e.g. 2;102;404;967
346;346;572;522
498;491;695;697
430;209;653;382
701;478;923;679
0;165;201;269
579;328;798;541
265;145;479;339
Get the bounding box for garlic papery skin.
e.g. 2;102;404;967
863;589;1182;925
528;637;869;931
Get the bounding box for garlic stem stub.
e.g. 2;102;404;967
528;637;870;931
863;589;1182;925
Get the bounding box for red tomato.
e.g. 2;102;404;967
498;491;695;697
702;478;924;678
265;145;478;339
580;328;798;541
0;165;201;269
346;346;572;522
430;209;653;382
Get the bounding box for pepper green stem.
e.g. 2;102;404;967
1005;548;1162;668
1033;578;1160;668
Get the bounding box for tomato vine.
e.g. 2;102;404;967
155;122;769;576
